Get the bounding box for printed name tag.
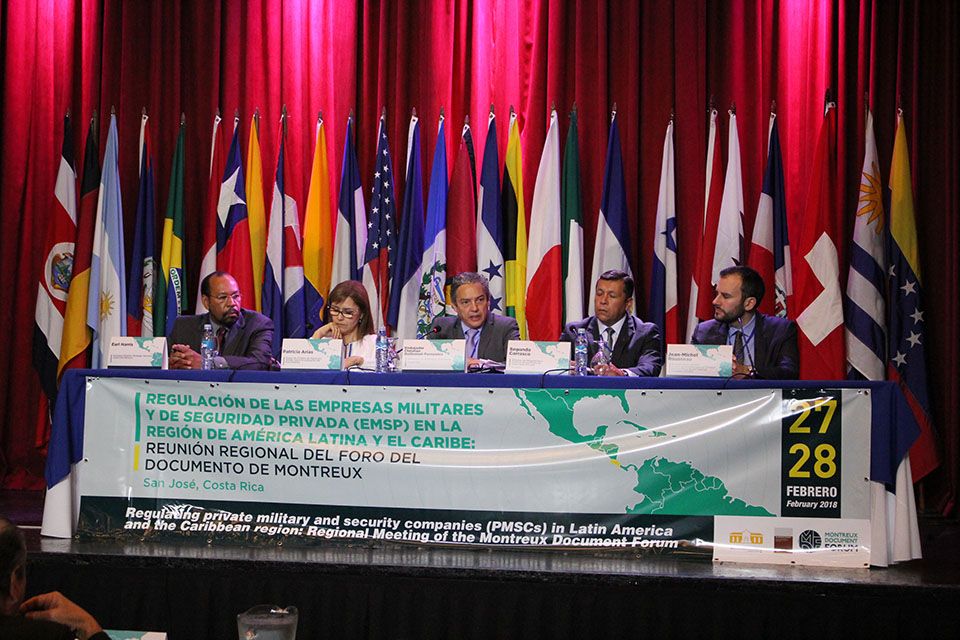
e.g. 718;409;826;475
281;338;343;370
664;344;733;377
401;339;466;371
505;341;571;374
107;337;168;369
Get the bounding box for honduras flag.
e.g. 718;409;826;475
388;113;425;338
417;113;448;336
87;112;126;368
589;110;632;313
477;109;504;312
331;116;366;287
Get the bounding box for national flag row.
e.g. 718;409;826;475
31;102;935;478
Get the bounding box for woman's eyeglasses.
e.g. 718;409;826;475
329;305;358;319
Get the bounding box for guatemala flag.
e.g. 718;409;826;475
418;113;448;336
388;113;425;338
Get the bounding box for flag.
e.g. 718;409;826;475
748;111;792;316
264;116;306;356
589;110;632;315
361;113;398;329
649;117;680;344
246;113;267;312
156;121;186;337
86;112;127;367
712;110;744;284
686;108;724;340
388;113;425;338
477;109;505;313
502;110;528;337
34;113;76;404
330;115;366;289
561;107;585;324
795;101;845;379
887;113;938;480
417;113;448;336
303;115;333;333
58;113;100;376
446;119;477;284
196;113;227;312
127;112;157;337
844;109;886;380
525;108;562;340
217;118;254;303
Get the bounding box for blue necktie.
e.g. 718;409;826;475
465;328;480;358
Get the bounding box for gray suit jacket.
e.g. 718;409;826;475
427;313;520;363
168;309;274;370
561;315;663;376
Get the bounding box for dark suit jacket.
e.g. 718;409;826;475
561;315;663;377
691;313;799;380
168;309;274;370
427;313;520;363
0;615;109;640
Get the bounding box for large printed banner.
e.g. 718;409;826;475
76;378;873;566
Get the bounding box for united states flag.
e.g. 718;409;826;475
362;114;398;329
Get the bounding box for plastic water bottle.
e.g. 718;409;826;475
201;323;216;370
574;328;589;376
375;327;389;373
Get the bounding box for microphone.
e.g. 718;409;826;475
421;326;442;338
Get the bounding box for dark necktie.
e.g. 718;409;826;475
217;326;228;353
604;327;615;352
733;330;745;364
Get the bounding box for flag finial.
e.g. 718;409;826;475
669;106;674;122
234;107;240;121
708;95;716;112
509;105;515;117
729;101;736;115
489;103;495;115
464;114;470;125
348;108;355;120
550;101;556;113
180;112;185;126
381;106;387;119
110;105;116;116
141;106;147;117
770;99;777;115
439;105;445;118
571;102;577;116
411;106;417;117
216;107;221;119
318;110;323;124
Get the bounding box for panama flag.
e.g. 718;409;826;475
447;119;478;283
417;113;448;336
361;113;398;329
246;113;268;312
844;109;886;380
748;111;792;316
887;113;938;480
33;113;76;405
502;109;528;337
525;108;562;340
331;116;367;288
303;115;333;333
86;112;127;368
649;117;680;344
686;108;724;340
561;107;585;324
196;113;227;312
127;112;157;338
156;121;186;337
589;108;632;314
264;117;306;355
477;109;504;313
59;113;100;376
217;119;255;303
388;113;425;338
795;100;845;379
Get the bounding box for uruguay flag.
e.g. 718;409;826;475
217;120;254;303
418;114;448;337
589;109;632;314
388;113;425;338
649;118;679;344
264;118;306;356
127;112;156;338
86;113;126;368
330;116;366;288
477;109;505;312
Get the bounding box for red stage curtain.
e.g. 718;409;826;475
0;0;956;513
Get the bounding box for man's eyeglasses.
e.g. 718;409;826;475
212;292;242;303
329;305;358;319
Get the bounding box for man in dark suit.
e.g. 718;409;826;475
1;518;108;640
168;271;274;370
692;265;799;379
428;272;520;367
561;270;663;376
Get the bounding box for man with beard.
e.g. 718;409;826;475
692;265;799;379
168;271;274;370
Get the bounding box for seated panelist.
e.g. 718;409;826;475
427;272;520;369
691;265;799;379
168;271;274;370
561;269;662;376
311;280;376;369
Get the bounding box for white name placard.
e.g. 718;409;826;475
402;339;466;371
665;344;733;377
107;337;168;369
280;338;343;370
505;341;571;374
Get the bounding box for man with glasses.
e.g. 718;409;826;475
427;272;519;368
168;271;274;370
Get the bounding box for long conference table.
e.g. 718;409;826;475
42;368;923;567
